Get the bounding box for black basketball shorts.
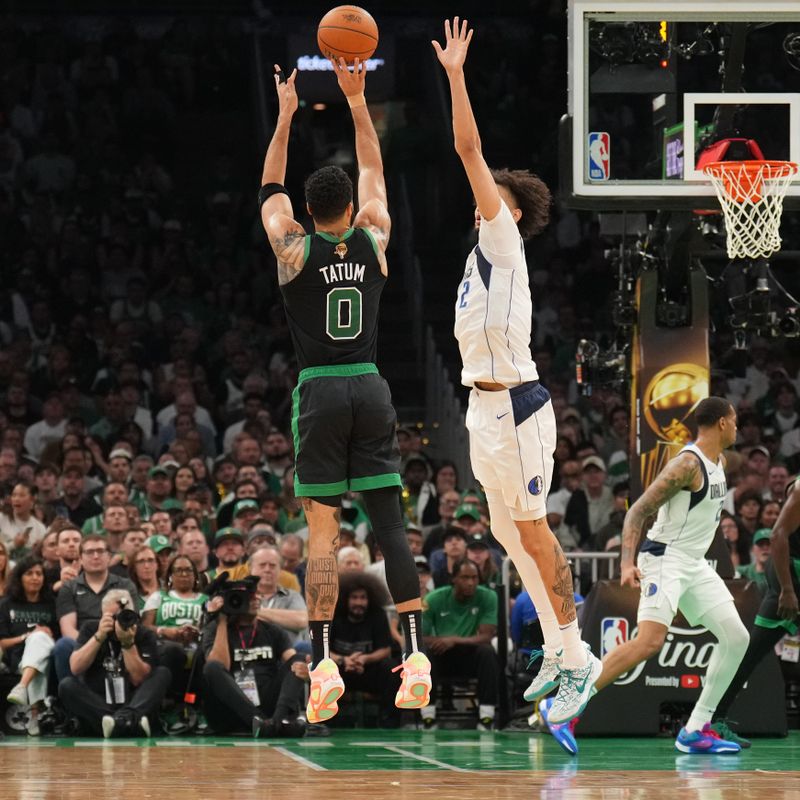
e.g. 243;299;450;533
755;557;800;636
290;363;402;497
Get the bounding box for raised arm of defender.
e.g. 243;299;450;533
619;452;703;588
260;65;306;281
331;57;390;263
433;17;501;224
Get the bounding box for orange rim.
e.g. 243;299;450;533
703;160;798;203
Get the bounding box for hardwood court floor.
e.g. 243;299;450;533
0;729;798;799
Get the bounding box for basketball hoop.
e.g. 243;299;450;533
702;160;798;260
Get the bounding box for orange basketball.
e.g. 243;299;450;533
317;5;379;64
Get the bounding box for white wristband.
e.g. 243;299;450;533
347;93;366;109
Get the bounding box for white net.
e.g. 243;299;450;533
703;161;798;260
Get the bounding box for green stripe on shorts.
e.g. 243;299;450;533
754;613;799;635
297;362;378;386
291;383;301;463
294;478;349;497
350;473;402;491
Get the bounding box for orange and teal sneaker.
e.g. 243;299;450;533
393;652;432;710
306;658;345;723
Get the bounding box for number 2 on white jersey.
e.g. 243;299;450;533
458;280;470;308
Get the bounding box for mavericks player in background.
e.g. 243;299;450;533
433;16;602;731
258;61;430;723
544;397;749;754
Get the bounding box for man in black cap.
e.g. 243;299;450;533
402;454;437;527
465;533;500;588
431;527;468;588
136;465;183;518
211;527;246;580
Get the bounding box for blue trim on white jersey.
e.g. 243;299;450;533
476;245;492;290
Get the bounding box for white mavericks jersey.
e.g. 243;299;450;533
454;201;539;387
645;443;727;560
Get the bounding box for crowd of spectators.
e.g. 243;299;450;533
1;11;799;737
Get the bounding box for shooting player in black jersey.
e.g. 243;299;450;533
258;60;430;724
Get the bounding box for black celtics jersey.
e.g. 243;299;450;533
280;228;386;369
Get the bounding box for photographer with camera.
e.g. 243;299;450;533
53;534;139;681
201;573;306;738
58;589;170;738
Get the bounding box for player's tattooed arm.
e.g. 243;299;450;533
269;227;306;285
620;452;701;566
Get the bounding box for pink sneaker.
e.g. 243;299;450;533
306;658;345;723
392;652;432;709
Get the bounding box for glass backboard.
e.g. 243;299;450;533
562;0;800;209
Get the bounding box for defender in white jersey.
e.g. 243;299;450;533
574;397;750;754
433;16;601;734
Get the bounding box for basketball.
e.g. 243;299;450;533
317;5;379;64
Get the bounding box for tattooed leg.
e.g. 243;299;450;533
303;498;342;620
515;517;577;626
552;545;577;622
515;517;590;667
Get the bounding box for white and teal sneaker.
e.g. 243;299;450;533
523;648;562;702
547;651;602;725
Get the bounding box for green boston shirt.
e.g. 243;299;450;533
144;590;208;627
422;585;498;638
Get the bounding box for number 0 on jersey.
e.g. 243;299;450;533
326;286;363;340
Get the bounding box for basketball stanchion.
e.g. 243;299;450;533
702;160;798;260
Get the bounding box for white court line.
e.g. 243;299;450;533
274;745;326;771
351;740;421;747
74;741;140;747
0;741;56;747
297;741;335;747
383;745;471;772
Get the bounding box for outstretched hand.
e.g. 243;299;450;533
331;57;366;99
432;17;474;74
273;63;298;118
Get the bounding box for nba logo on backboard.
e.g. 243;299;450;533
601;617;628;657
588;132;610;181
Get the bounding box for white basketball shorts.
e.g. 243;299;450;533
637;548;734;628
465;380;556;519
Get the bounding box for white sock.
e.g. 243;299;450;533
485;493;563;656
478;704;495;721
686;603;750;734
559;620;589;669
685;708;713;733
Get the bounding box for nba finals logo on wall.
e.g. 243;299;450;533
630;267;710;496
640;363;708;488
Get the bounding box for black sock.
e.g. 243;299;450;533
399;609;423;657
309;621;330;668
